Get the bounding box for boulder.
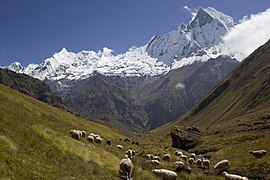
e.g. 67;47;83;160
170;126;201;150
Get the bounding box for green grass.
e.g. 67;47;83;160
0;85;148;179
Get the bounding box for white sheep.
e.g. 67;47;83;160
119;155;134;179
89;133;96;137
202;159;210;169
153;155;160;161
162;154;171;161
145;154;154;160
190;153;196;159
180;154;188;162
81;130;86;138
249;150;267;158
195;159;202;168
152;169;177;180
175;151;183;156
87;135;94;143
173;161;184;166
70;130;82;140
94;136;102;144
214;160;230;171
125;150;135;159
187;157;195;165
117;144;123;150
147;160;161;166
222;171;248;180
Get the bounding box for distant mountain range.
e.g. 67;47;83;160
4;7;241;132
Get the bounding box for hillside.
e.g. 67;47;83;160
63;73;148;132
0;68;65;109
0;84;152;179
149;39;270;179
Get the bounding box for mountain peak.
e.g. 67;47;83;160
7;61;23;73
190;7;234;30
190;7;214;27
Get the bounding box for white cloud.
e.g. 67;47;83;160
183;5;197;20
222;8;270;61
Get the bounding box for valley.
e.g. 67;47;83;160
1;4;270;180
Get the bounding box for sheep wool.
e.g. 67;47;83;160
202;159;210;169
87;135;94;143
214;160;230;169
222;171;248;180
117;145;123;150
152;169;177;180
153;155;160;161
162;154;171;161
119;155;134;180
249;150;267;158
147;160;161;166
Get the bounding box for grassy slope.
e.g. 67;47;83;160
0;84;154;179
147;40;270;179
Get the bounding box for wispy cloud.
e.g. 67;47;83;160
222;8;270;60
183;5;197;20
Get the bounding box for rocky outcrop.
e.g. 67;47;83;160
170;126;201;150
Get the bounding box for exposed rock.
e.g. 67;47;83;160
170;126;201;150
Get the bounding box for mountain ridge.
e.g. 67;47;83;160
4;7;236;82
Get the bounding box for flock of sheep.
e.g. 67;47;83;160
69;129;267;179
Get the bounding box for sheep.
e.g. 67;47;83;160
125;150;135;159
119;155;134;180
153;155;160;161
145;154;154;160
222;171;248;180
162;154;171;161
94;136;102;144
175;151;183;156
147;160;161;166
71;130;82;140
249;150;267;158
173;161;185;166
152;169;177;180
190;153;196;159
214;160;230;173
195;159;202;168
87;135;94;143
106;139;111;145
70;130;76;134
175;164;192;174
187;157;195;165
117;145;123;150
180;154;188;162
89;133;96;137
202;159;210;169
81;131;86;138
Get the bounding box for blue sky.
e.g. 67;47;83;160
0;0;270;66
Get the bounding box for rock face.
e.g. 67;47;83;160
0;68;65;109
170;127;201;150
61;73;148;132
141;55;238;129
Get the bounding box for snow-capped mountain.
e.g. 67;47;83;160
2;7;241;132
146;7;234;64
5;7;236;82
15;46;168;81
